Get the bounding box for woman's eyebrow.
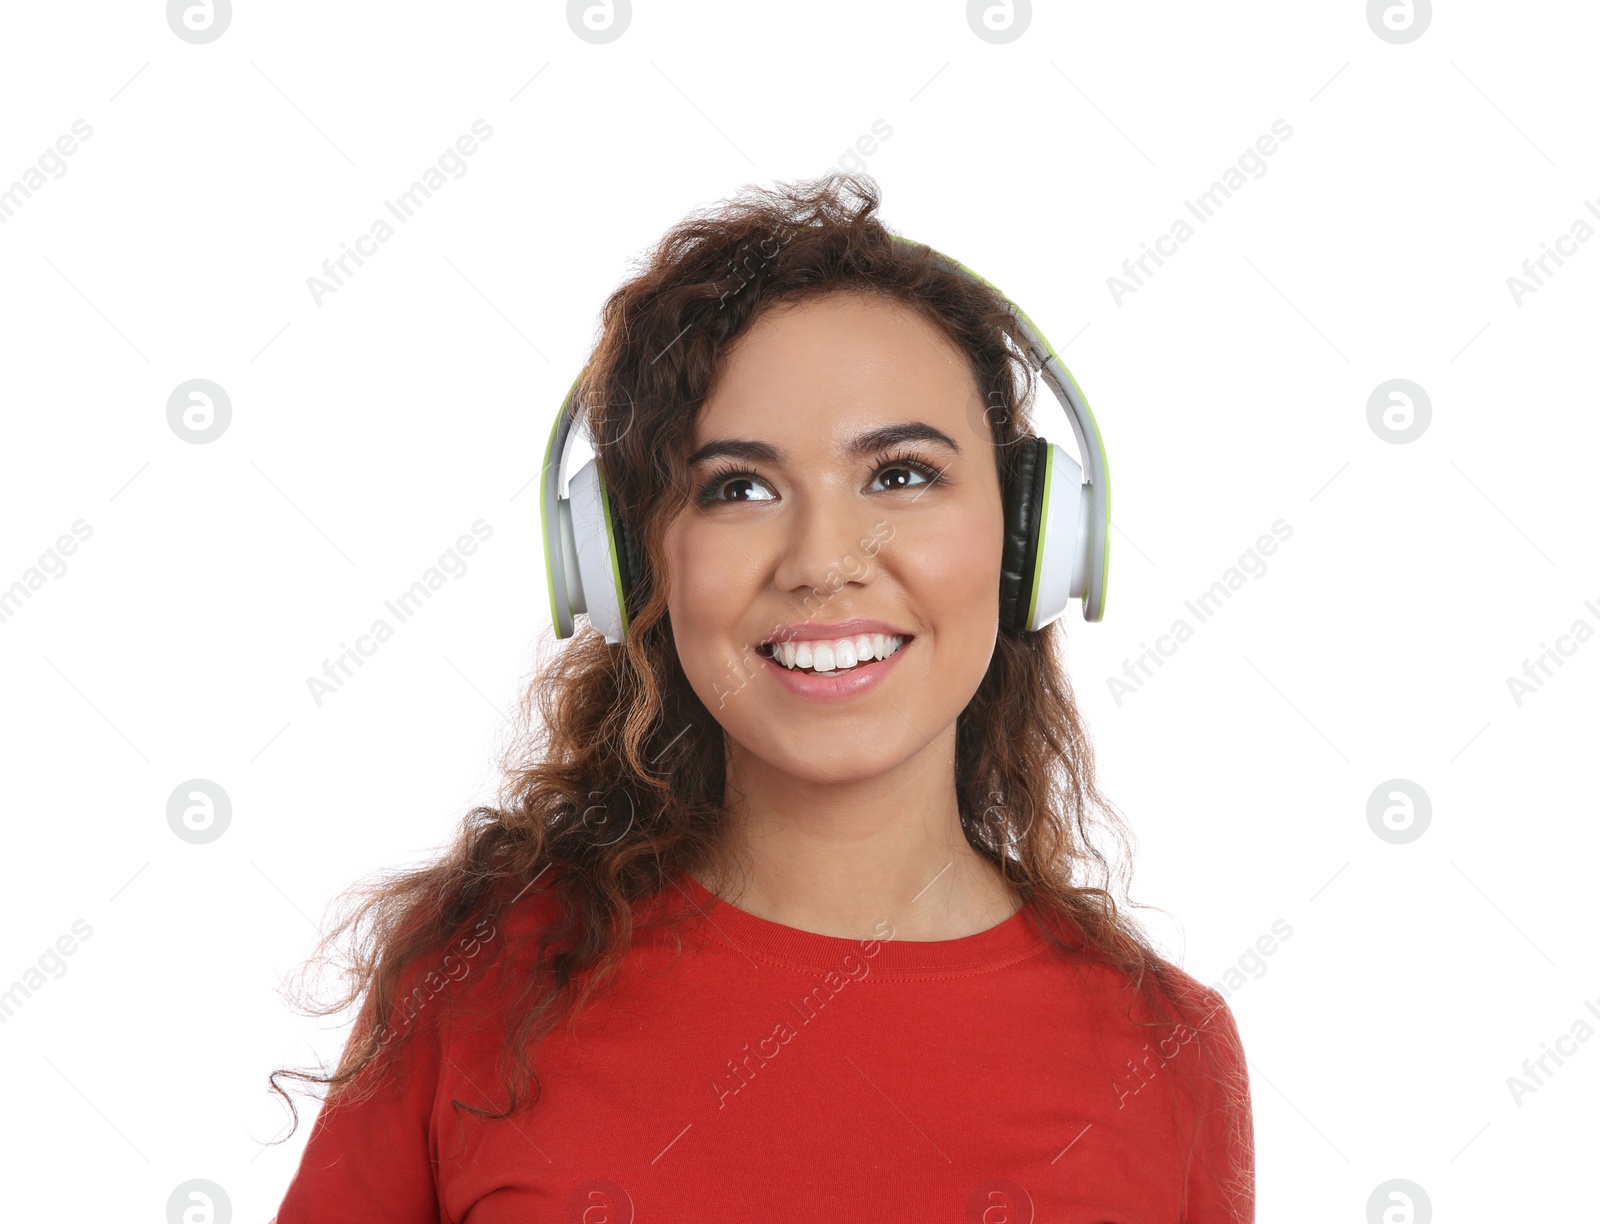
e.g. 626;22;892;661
685;420;962;467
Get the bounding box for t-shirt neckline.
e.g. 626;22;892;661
670;870;1049;978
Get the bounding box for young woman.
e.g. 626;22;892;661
270;173;1254;1222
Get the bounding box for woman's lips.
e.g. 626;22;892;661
757;637;910;701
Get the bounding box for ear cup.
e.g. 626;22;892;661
565;457;631;644
998;436;1048;634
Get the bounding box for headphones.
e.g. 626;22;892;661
540;237;1110;645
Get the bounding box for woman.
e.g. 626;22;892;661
270;173;1254;1222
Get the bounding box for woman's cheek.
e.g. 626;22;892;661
903;506;1001;605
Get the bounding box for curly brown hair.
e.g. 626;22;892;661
267;170;1251;1209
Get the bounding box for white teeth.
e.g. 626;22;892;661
768;633;906;673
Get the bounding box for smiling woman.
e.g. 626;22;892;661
268;172;1253;1223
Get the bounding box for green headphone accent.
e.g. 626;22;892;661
540;238;1109;644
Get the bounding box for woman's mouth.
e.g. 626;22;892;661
759;632;909;674
754;631;913;701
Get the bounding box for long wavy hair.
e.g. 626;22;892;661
268;171;1250;1208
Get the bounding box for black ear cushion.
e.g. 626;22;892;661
998;437;1047;633
610;496;642;614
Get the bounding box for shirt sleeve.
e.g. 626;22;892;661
1182;990;1255;1224
271;997;444;1224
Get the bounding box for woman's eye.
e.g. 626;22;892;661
871;463;933;492
704;474;775;502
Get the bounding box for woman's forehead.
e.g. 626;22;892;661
694;294;978;441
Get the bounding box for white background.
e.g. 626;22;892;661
1;1;1595;1219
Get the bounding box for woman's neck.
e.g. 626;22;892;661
699;743;1025;941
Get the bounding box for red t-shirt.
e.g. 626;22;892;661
272;871;1252;1222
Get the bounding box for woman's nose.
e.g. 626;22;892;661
770;494;880;598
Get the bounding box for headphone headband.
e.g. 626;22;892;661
540;237;1110;643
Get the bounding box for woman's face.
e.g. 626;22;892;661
661;289;1006;785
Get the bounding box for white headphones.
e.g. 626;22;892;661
540;238;1110;644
